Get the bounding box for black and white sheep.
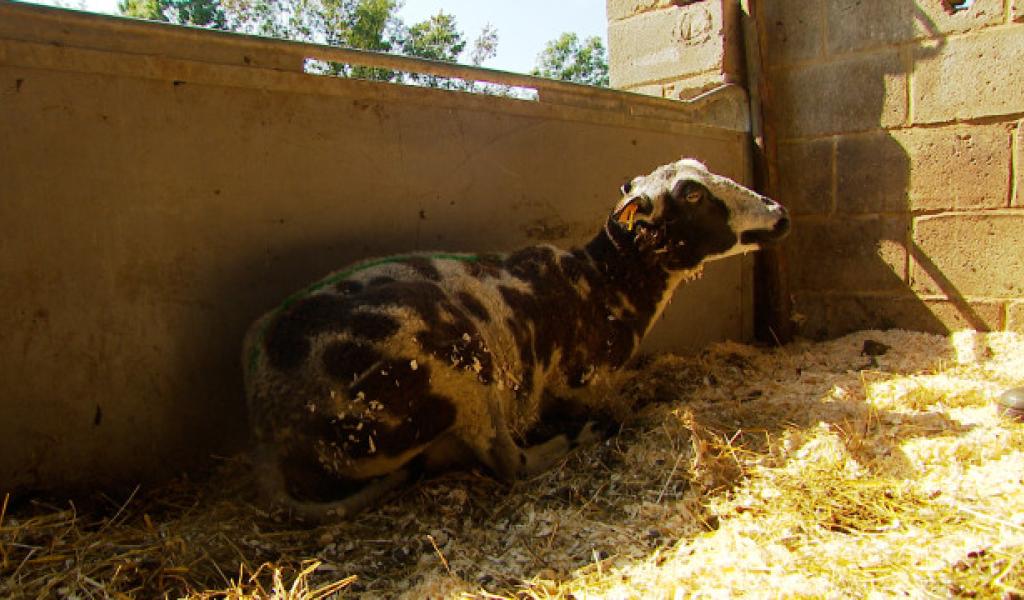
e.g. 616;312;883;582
242;157;790;521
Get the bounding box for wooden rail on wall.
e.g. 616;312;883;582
0;0;751;132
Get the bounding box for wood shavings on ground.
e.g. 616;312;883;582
2;329;1023;598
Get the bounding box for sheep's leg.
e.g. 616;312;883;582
256;445;410;523
479;394;603;480
278;469;411;523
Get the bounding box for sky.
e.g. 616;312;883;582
17;0;608;74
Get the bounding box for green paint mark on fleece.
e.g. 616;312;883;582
246;253;483;376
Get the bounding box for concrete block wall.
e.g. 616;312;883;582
608;0;1024;338
607;0;743;99
761;0;1024;338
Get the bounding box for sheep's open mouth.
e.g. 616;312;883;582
740;217;791;246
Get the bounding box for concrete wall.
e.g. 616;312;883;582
0;3;754;492
761;0;1024;339
608;0;1024;339
608;0;744;99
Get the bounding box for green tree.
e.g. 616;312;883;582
170;0;404;79
119;0;227;28
341;0;403;80
532;32;609;87
397;11;466;87
382;11;498;89
468;24;498;67
397;16;501;90
118;0;500;86
400;11;465;63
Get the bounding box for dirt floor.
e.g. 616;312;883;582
2;329;1023;598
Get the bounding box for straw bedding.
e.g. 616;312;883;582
2;329;1023;598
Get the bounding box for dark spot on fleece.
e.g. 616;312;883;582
265;294;400;372
505;246;558;284
581;227;669;329
264;294;352;371
350;359;405;406
658;184;738;270
497;244;669;392
498;286;541;370
359;280;448;327
368;276;395;287
462;254;504;280
351;279;494;382
385;391;457;453
335;280;364;295
322;341;382;383
267;261;493;374
423;320;494;384
276;440;368;501
345;362;457;457
347;311;401;339
456;291;490;322
498;245;585;370
399;256;442;281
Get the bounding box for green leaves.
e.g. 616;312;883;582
400;11;465;63
117;0;609;92
119;0;227;28
120;0;502;86
532;32;609;87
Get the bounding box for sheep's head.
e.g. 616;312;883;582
611;158;789;271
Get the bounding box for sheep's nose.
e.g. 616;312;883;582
774;213;791;238
761;195;790;238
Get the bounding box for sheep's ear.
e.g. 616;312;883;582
613;195;654;231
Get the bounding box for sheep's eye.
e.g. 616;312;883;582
685;189;703;204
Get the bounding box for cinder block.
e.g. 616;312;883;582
917;0;1007;34
827;1;916;53
777;139;833;215
832;124;1014;213
892;124;1013;211
607;0;676;22
770;50;906;139
609;0;738;88
845;295;998;336
761;0;824;66
827;0;1005;54
836;131;909;214
621;72;727;101
1009;302;1024;333
622;83;666;98
911;213;1024;297
787;216;909;293
793;292;1003;339
917;299;1003;333
662;70;727;99
913;28;1024;124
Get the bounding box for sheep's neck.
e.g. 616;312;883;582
575;221;688;358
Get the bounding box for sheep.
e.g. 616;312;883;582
242;157;790;521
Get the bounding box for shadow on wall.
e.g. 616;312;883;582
774;1;990;339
